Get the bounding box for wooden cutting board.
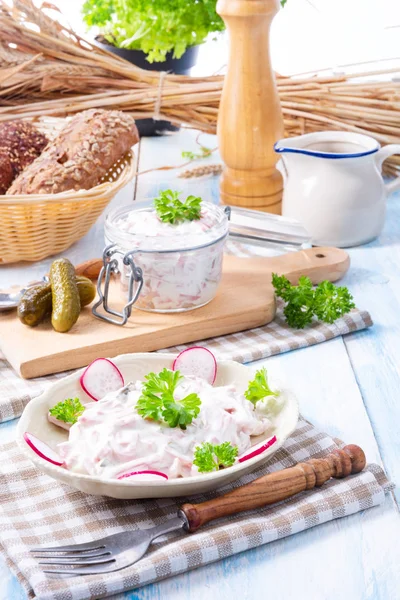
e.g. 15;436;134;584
0;247;349;379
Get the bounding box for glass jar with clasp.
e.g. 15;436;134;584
92;200;311;325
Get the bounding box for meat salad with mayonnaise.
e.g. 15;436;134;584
57;373;280;480
25;349;284;480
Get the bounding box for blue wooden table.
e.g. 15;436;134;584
1;130;399;600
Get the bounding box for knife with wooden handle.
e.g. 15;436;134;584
180;444;366;532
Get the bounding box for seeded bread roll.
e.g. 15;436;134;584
0;152;13;195
8;109;139;195
0;121;48;194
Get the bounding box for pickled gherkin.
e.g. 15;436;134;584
17;282;51;327
18;276;96;328
50;258;81;333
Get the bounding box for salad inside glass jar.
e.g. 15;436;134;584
101;190;229;317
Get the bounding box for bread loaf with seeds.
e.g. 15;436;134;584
8;109;139;195
0;152;14;195
0;121;48;194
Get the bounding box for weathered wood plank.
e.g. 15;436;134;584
341;189;400;504
134;129;220;204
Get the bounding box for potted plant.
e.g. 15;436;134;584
82;0;225;135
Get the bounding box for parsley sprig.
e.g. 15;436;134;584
49;398;85;425
154;190;202;224
313;280;356;323
136;368;201;429
272;274;355;329
244;368;278;406
193;441;238;473
181;146;212;161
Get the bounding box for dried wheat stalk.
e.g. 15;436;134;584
179;164;223;178
0;0;399;174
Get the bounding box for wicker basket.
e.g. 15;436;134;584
0;118;137;264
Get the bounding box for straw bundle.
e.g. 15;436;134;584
0;0;399;175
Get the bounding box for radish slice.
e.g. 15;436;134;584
80;358;124;401
172;346;217;384
47;413;72;431
238;435;277;463
117;470;168;481
23;432;64;466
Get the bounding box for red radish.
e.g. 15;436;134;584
23;432;64;467
238;435;277;463
172;346;217;384
117;470;168;481
47;413;72;431
80;358;124;401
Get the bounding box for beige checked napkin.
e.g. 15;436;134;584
0;303;372;423
0;418;393;600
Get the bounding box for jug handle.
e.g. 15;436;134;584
374;144;400;195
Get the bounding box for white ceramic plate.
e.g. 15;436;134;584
16;353;299;499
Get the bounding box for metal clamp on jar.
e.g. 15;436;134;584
92;202;311;325
92;246;144;326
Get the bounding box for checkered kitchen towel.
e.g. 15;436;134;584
0;417;393;600
0;304;372;423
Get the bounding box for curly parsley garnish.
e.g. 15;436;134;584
49;398;85;425
193;441;238;473
154;190;202;224
181;145;212;161
313;280;356;323
244;368;279;406
272;274;355;329
136;368;201;430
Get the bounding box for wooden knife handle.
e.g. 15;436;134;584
75;259;103;280
180;444;366;533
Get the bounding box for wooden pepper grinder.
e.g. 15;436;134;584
216;0;284;214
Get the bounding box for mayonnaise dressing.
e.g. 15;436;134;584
57;375;276;480
116;204;224;251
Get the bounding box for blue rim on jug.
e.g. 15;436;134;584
274;132;380;160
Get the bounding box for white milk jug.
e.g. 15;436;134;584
275;131;400;247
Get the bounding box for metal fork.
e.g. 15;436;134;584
31;444;365;577
32;514;188;576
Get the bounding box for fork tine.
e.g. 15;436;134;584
39;555;115;566
32;549;110;559
30;541;106;553
43;562;124;576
